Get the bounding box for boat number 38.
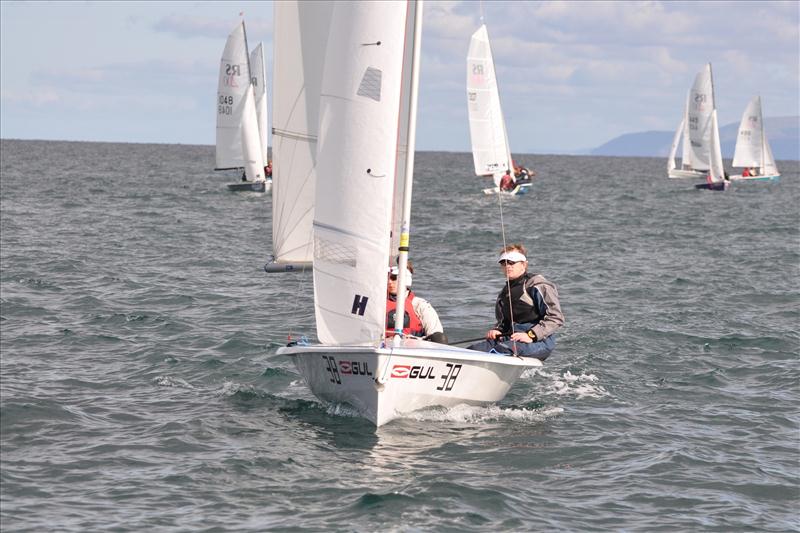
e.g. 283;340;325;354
320;356;461;392
322;356;373;385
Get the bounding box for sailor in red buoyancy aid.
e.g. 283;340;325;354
385;262;448;344
499;170;516;191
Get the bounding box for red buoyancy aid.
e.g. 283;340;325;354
499;174;515;191
385;291;425;338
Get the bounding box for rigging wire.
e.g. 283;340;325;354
496;185;518;354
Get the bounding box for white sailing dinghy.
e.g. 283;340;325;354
668;63;716;179
694;109;729;191
215;21;268;192
466;24;530;196
730;96;780;182
277;1;541;427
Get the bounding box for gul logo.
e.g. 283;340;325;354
391;365;411;378
338;360;372;376
390;365;436;379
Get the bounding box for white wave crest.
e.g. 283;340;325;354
526;368;607;398
153;375;194;389
217;380;256;396
406;403;564;424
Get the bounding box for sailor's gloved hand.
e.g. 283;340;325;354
425;332;448;344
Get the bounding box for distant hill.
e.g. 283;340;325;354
591;116;799;160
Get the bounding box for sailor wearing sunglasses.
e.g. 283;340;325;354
468;244;564;360
385;261;448;344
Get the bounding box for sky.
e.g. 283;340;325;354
1;0;798;153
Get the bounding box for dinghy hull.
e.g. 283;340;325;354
694;181;729;191
729;174;780;183
227;180;271;192
668;169;707;179
482;183;531;196
279;339;541;426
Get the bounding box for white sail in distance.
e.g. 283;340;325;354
466;24;510;186
683;63;715;171
667;117;684;172
732;95;779;177
215;22;250;170
707;110;725;183
250;43;269;167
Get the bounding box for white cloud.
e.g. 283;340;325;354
1;0;797;150
152;14;272;40
2;88;61;106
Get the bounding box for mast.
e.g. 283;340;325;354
708;62;715;111
758;95;766;174
241;20;253;81
392;0;423;344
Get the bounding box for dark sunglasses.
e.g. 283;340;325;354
499;260;519;266
389;274;398;280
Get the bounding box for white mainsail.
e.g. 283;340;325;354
732;96;779;177
684;63;715;171
270;1;334;266
312;1;410;345
215;22;250;170
466;24;510;186
249;43;269;167
732;96;761;168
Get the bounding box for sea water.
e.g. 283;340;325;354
1;139;798;531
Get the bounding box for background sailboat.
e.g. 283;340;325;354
730;96;780;182
694;109;729;191
215;21;267;193
466;24;530;196
277;1;540;427
668;63;716;179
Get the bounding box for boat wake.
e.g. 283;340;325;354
405;403;564;424
525;368;607;399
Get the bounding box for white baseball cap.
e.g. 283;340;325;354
498;250;527;263
388;266;412;286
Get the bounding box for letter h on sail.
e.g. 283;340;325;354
351;295;369;316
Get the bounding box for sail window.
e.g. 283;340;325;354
357;67;382;101
314;236;357;267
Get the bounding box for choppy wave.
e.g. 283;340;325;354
1;140;798;531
